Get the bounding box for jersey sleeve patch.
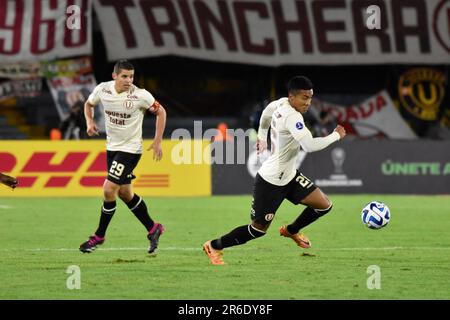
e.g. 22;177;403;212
295;122;304;130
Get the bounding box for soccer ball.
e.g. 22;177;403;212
361;201;390;229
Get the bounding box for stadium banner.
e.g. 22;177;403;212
43;56;106;132
311;90;418;139
94;0;450;65
302;140;450;194
212;140;450;195
0;0;92;62
0;61;42;79
0;78;42;102
390;67;450;138
0;140;211;197
211;140;255;195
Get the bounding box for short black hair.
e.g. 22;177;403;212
113;59;134;74
287;76;313;94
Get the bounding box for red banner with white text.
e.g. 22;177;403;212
311;91;418;139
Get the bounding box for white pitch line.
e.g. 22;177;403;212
0;205;13;209
319;246;450;251
0;247;200;252
1;246;449;252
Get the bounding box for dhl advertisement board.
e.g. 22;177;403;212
0;140;211;197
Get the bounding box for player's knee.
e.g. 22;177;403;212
251;220;271;232
246;224;266;242
118;189;132;202
103;183;119;201
314;202;333;217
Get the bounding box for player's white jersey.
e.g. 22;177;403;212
258;98;310;185
88;81;155;154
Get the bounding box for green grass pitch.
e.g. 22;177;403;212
0;195;449;300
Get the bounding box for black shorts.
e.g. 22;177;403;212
106;151;141;185
251;171;317;225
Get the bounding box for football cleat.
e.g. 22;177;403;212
203;240;225;265
79;235;105;253
279;225;311;248
147;223;165;254
0;173;18;189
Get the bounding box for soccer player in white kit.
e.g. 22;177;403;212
203;76;346;265
79;60;167;254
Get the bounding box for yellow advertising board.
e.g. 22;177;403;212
0;140;211;197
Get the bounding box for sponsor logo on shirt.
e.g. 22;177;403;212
295;122;303;130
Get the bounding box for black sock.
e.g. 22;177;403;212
287;207;319;235
211;224;265;250
95;200;116;238
126;194;154;231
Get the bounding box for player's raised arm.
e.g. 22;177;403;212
84;100;99;136
297;125;345;153
148;102;167;161
286;113;345;153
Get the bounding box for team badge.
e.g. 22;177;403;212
123;99;133;110
398;68;445;121
264;213;274;221
295;122;303;130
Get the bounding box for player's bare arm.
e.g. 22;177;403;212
148;105;167;161
84;101;99;136
0;173;18;189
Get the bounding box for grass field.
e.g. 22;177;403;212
0;195;449;300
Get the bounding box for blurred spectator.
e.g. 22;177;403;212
302;103;337;137
316;109;338;136
249;98;272;131
59;100;87;140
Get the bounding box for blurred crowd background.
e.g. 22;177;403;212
0;0;449;141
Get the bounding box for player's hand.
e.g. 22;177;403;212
86;121;99;136
0;173;18;189
148;140;163;161
334;125;346;139
255;139;267;154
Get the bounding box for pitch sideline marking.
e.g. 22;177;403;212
1;246;449;252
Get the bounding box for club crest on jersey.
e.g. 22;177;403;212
295;122;303;130
123;99;133;109
264;213;274;221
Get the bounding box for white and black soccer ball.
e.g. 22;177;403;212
361;201;390;229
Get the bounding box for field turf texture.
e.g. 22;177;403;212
0;195;449;299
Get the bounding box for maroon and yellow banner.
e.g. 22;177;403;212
0;140;211;197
